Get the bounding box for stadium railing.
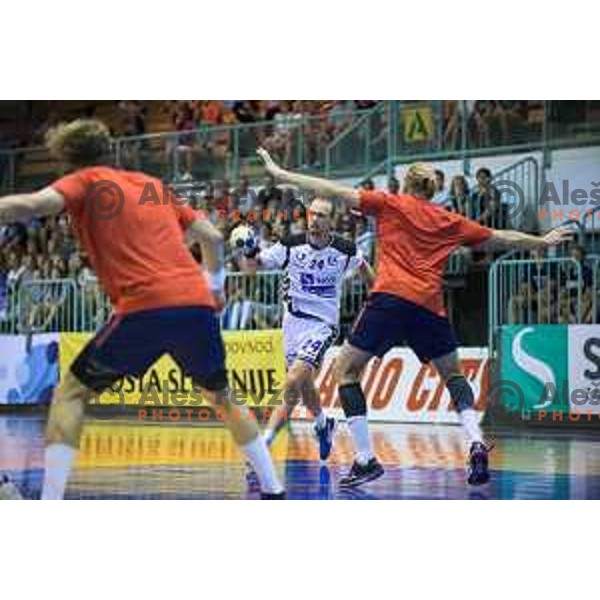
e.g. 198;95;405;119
0;269;374;334
324;102;390;177
0;108;381;195
3;102;600;196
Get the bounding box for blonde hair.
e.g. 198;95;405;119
45;118;112;168
402;162;436;200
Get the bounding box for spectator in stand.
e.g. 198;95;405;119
118;101;148;168
443;100;460;150
212;106;237;163
6;251;23;290
258;222;275;252
167;102;197;180
119;101;147;136
290;215;307;236
271;221;287;243
16;254;35;286
336;203;355;237
257;175;283;210
263;101;302;166
355;101;377;111
200;100;222;126
233;101;256;123
234;176;256;217
41;259;53;280
431;169;450;208
201;182;215;208
213;180;231;214
67;253;83;280
328;100;354;136
469;101;491;148
0;222;27;252
448;175;471;217
222;277;255;330
387;176;400;195
472;167;505;228
508;247;561;324
560;244;595;323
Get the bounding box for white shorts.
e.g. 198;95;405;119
283;313;338;369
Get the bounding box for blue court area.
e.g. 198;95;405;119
2;414;600;499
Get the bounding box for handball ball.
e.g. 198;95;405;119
230;224;257;252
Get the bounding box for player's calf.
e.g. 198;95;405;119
42;371;91;500
335;343;384;484
446;374;490;485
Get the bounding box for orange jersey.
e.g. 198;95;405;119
51;166;214;314
359;190;493;316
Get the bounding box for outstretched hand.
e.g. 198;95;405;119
543;225;575;247
256;147;284;179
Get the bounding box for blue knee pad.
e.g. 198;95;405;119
446;375;474;413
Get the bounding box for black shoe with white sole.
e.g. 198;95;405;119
339;458;384;488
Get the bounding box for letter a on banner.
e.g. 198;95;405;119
404;107;433;143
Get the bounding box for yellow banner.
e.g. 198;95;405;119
403;106;434;142
59;330;286;408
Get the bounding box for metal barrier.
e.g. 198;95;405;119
0;108;379;194
0;282;19;334
79;277;112;332
325;102;389;176
18;279;78;334
2;102;600;195
582;206;600;254
0;270;373;334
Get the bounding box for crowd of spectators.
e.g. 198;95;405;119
508;244;597;325
1;160;597;331
442;101;546;149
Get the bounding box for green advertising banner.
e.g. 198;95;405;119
499;325;569;415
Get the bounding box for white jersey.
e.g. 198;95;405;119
259;233;366;326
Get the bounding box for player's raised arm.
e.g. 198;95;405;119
0;187;65;224
478;225;575;252
257;147;360;210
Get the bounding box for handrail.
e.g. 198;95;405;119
0;109;375;156
324;102;386;175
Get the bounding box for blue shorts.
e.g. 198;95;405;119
347;292;458;363
71;306;227;392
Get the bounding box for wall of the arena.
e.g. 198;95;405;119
0;331;488;425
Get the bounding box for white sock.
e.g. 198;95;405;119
313;410;326;430
41;443;77;500
459;409;484;445
242;436;284;494
347;416;373;465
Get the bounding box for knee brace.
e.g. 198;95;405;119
339;383;367;418
446;375;474;413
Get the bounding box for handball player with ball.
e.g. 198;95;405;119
232;198;374;465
